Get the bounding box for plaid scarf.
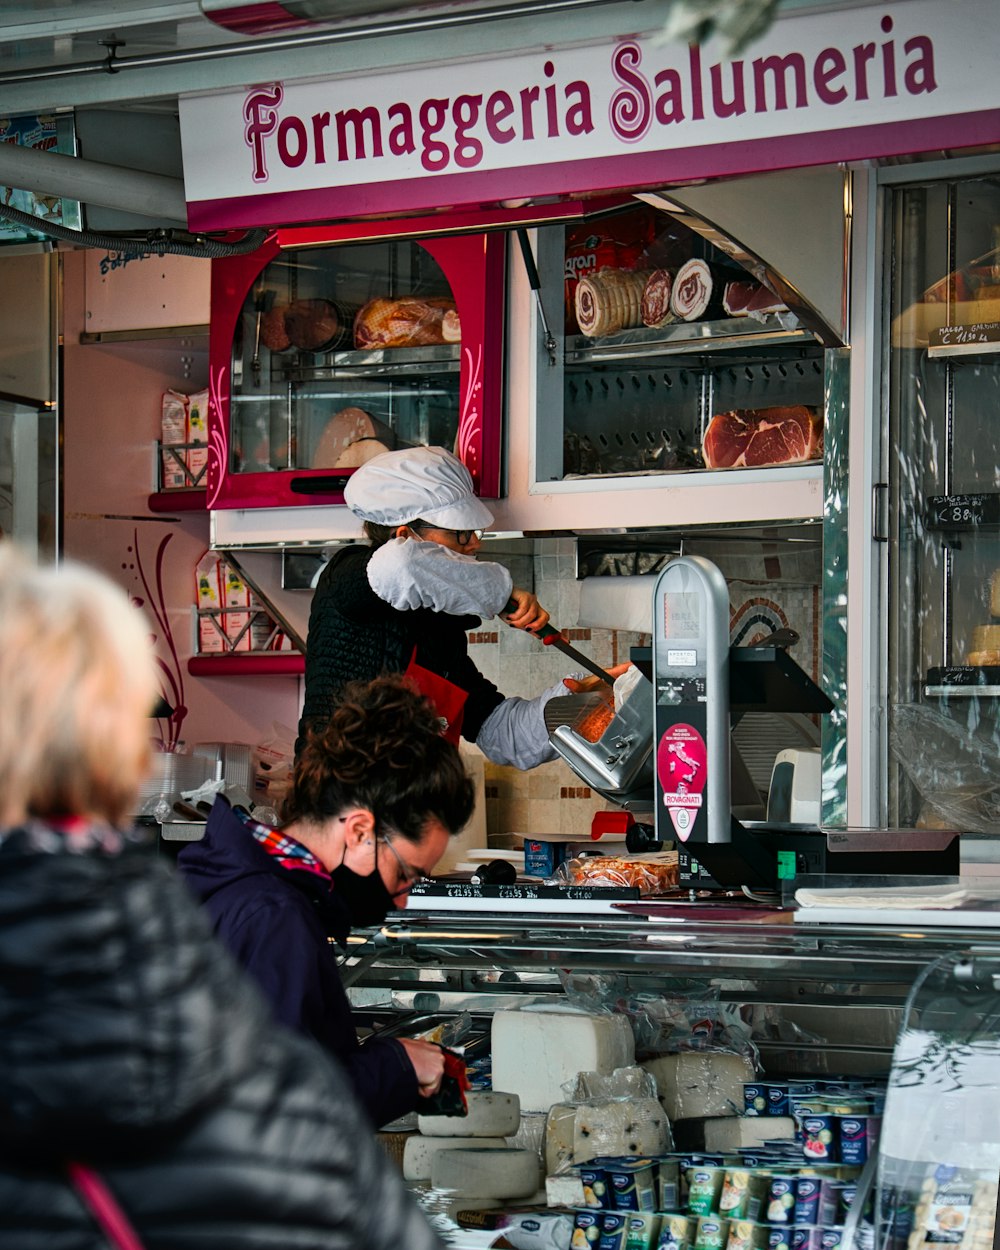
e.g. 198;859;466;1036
245;811;330;881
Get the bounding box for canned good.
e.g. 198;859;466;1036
793;1176;840;1226
838;1114;881;1165
767;1229;791;1250
693;1217;731;1250
790;1227;824;1250
727;1221;770;1250
766;1083;791;1116
719;1170;770;1221
624;1212;663;1250
744;1084;767;1116
580;1164;612;1208
605;1159;658;1212
766;1175;798;1224
599;1211;631;1250
572;1209;603;1249
833;1180;858;1223
687;1167;727;1216
801;1115;837;1163
656;1213;697;1250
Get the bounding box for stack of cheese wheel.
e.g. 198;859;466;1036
964;571;1000;666
405;1090;541;1202
640;1050;795;1152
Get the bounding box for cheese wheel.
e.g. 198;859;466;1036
573;1096;671;1165
702;1114;797;1151
418;1090;521;1138
970;624;1000;652
491;1005;635;1113
966;650;1000;667
402;1134;507;1182
640;1051;754;1121
429;1146;541;1198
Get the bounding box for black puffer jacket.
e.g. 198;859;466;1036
0;825;446;1250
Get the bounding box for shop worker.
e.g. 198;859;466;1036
297;443;619;763
0;545;445;1250
179;674;475;1129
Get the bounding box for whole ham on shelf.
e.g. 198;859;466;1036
702;405;823;469
353;296;460;349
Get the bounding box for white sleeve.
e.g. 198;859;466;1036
367;537;513;616
474;679;571;770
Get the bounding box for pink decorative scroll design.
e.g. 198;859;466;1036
131;528;187;751
205;363;229;509
456;341;483;478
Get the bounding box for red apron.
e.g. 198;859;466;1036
403;648;467;745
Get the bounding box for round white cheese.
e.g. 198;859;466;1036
417;1090;521;1138
402;1134;507;1182
429;1146;542;1198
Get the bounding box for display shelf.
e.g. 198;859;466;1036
564;316;813;365
187;653;304;676
147;489;207;513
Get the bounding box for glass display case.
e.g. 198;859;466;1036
205;218;505;509
531;199;830;488
884;167;1000;829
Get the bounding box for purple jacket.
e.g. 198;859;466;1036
176;796;417;1128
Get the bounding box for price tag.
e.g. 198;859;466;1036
926;494;1000;530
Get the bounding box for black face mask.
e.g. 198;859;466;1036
331;863;396;929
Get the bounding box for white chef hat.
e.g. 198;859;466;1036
344;445;494;530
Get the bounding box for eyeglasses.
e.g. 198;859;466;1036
410;522;485;546
378;832;427;892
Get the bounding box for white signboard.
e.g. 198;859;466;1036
180;0;999;230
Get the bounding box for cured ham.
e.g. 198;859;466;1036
284;299;353;351
702;406;823;469
310;407;394;469
574;268;651;337
722;279;788;318
353;297;459;349
640;269;675;328
669;259;727;322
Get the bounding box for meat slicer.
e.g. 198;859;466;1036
547;554;958;889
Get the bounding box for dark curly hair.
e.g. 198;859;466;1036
285;673;475;843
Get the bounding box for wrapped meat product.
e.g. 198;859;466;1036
353;296;459;349
669;258;727;322
284;299;353;351
259;306;291;352
575;268;652;338
702;406;823;469
640;269;675;328
557;854;679;894
310;407;395;469
722;279;787;318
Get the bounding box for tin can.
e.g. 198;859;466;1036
838;1114;881;1165
800;1115;837;1163
765;1175;797;1224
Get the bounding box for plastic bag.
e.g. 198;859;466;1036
546;1066;673;1172
252;722;296;815
555;853;679;893
890;702;1000;833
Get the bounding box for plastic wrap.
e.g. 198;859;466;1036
544;1066;673;1172
555;853;679;893
891;703;1000;833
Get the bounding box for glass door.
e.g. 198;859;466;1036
883;167;1000;830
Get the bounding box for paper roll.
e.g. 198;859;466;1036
577;575;656;634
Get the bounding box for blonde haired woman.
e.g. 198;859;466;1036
0;545;446;1250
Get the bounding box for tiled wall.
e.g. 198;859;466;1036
474;536;822;844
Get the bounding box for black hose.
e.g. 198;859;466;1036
0;201;268;258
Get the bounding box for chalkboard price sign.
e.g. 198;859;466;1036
926;494;1000;530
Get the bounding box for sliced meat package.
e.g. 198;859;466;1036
353;296;460;349
702;405;823;469
310;407;395;469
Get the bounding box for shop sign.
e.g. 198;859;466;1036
180;0;1000;230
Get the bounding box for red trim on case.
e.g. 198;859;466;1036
202;3;308;34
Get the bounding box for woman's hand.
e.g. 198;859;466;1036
398;1038;446;1096
500;588;550;633
563;661;632;694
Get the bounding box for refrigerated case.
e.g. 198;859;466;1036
206;219;505;510
883;163;1000;831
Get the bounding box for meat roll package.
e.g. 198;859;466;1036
353;296;460;348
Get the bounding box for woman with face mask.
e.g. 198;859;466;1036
177;674;475;1129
